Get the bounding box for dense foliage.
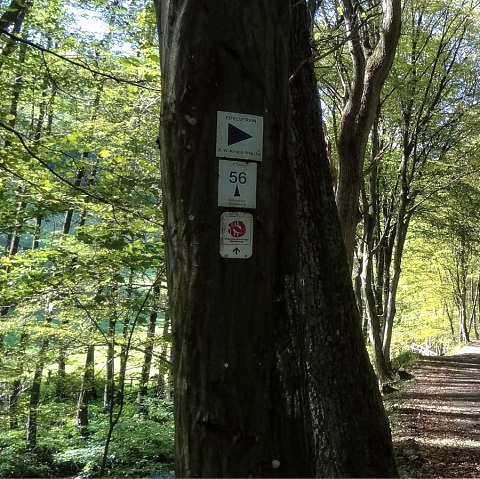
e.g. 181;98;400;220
0;0;173;476
0;0;479;476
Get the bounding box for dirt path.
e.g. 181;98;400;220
389;343;480;478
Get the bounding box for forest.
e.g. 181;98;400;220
0;0;479;477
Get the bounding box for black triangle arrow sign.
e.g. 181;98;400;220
234;185;241;197
228;123;253;146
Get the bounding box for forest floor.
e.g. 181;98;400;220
387;342;480;478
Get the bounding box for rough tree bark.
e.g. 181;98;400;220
335;0;401;266
158;1;313;476
289;1;398;476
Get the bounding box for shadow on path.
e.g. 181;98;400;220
389;344;480;478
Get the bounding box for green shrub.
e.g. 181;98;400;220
0;442;56;478
391;350;421;371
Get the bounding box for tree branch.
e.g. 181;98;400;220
0;120;159;222
0;29;161;92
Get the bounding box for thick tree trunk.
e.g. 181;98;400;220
159;1;313;476
289;2;398;476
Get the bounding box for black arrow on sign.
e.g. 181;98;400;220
228;123;253;146
233;247;240;255
234;185;240;197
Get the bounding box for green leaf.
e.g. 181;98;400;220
148;53;160;63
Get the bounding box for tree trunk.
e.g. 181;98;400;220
26;311;52;448
358;117;392;380
155;311;171;399
289;2;398;476
335;0;401;266
103;317;115;410
0;0;33;70
138;284;160;414
473;279;480;340
8;330;27;429
360;217;391;381
380;138;415;368
158;1;314;476
76;343;96;438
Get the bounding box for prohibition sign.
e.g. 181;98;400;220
220;212;253;259
228;220;246;238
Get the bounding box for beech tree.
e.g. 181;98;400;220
0;0;165;469
334;0;401;266
357;0;480;374
157;1;314;476
289;1;397;476
158;0;398;476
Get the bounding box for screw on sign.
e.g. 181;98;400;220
228;220;246;238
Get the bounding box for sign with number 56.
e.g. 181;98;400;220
218;160;257;209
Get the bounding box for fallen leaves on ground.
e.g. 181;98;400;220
386;343;480;478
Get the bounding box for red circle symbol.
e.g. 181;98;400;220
228;220;246;238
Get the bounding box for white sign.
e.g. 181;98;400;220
216;111;263;161
220;212;253;259
218;160;257;209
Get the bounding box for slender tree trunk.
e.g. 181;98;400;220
155;311;171;399
445;304;456;339
467;277;478;338
26;310;52;448
473;279;480;340
360;217;391;381
103;317;115;410
55;348;66;400
8;330;27;429
358;117;392;379
335;0;401;266
138;284;160;414
8;186;43;428
26;365;42;448
76;343;96;438
450;247;471;343
31;215;41;249
382;150;414;366
382;215;411;365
